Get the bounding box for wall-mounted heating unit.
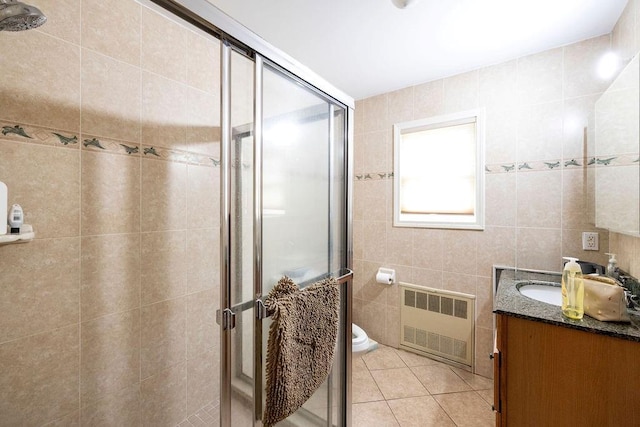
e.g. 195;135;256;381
400;282;475;370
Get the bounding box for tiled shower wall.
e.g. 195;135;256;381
353;2;640;378
0;1;221;425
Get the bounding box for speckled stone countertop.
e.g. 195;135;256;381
494;268;640;342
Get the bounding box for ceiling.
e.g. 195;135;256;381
206;0;628;100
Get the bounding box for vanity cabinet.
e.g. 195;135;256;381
494;314;640;426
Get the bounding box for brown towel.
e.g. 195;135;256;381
262;276;340;427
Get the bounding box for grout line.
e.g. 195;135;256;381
137;4;144;424
77;2;84;417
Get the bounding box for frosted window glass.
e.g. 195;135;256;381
393;110;485;229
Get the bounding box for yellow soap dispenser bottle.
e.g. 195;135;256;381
561;257;584;320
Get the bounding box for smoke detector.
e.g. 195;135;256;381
391;0;420;9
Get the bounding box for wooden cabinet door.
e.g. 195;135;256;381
498;314;640;426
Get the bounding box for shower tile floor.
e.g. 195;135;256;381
353;344;494;427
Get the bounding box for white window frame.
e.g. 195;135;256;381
393;109;485;230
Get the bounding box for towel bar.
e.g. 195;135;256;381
256;268;353;320
216;269;353;324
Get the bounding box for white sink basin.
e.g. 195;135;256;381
517;283;562;306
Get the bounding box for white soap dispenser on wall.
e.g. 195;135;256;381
8;204;23;234
0;181;7;236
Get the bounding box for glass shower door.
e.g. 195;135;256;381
221;50;349;426
257;60;347;426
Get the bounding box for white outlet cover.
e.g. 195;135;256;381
582;232;599;251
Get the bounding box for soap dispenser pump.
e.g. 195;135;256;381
561;257;584;320
605;253;618;279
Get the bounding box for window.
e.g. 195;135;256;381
393;109;485;230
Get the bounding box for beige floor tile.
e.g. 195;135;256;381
352;356;369;373
476;388;494;407
387;396;455;427
370;368;428;400
353;367;385;403
394;349;443;367
194;406;219;426
410;364;472;395
352;401;399;427
433;391;495;427
451;367;494;391
362;345;407;370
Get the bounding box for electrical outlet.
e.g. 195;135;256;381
582;232;599;251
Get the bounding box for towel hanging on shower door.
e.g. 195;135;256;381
262;275;340;427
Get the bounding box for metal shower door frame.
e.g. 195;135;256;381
144;1;354;426
247;53;354;426
220;46;355;426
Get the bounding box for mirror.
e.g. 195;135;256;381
594;53;640;236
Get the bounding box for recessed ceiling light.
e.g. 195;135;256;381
597;51;620;80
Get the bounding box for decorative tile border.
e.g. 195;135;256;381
486;158;578;174
0;122;79;149
486;155;640;174
0;121;221;168
586;154;640;167
5;120;638;174
357;154;640;181
355;172;394;181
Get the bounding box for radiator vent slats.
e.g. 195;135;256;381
400;283;475;368
405;290;416;308
416;292;428;310
441;297;453;316
404;290;468;320
454;300;468;319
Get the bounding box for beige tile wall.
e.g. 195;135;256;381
353;4;640;377
0;0;220;425
607;0;640;261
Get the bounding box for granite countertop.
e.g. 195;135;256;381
494;268;640;342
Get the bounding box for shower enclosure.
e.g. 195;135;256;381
0;0;351;424
157;1;355;425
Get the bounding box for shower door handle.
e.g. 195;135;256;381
215;308;236;331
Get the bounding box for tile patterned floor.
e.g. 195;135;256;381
178;344;495;426
353;344;495;427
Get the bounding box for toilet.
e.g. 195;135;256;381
352;323;377;357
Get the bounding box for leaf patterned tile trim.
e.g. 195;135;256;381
0;121;79;149
358;153;640;181
0;121;222;168
355;172;393;181
2;125;32;139
53;133;78;146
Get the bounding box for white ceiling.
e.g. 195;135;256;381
206;0;628;100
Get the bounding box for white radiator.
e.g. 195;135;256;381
400;282;475;369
